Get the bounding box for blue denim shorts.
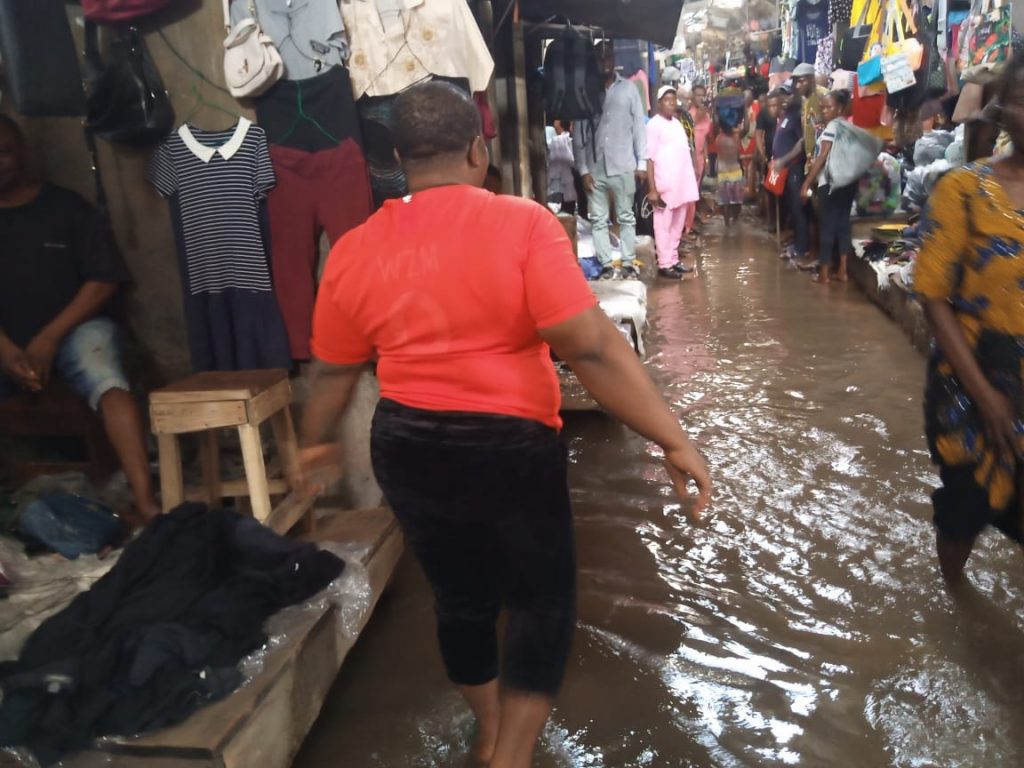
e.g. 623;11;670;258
0;318;130;410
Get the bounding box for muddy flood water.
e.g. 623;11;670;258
295;225;1024;768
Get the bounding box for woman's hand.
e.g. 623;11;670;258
976;386;1022;463
648;188;663;208
664;442;712;520
294;442;344;498
800;181;812;200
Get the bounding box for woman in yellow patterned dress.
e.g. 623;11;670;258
916;53;1024;584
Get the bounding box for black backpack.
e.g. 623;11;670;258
543;35;604;121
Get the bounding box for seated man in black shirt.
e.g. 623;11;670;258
0;115;156;524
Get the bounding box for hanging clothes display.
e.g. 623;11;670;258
255;66;373;360
339;0;494;100
357;76;470;206
229;0;349;80
338;0;494;206
796;0;830;63
148;118;292;371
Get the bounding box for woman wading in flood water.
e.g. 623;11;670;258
916;53;1024;583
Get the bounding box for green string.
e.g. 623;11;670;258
157;29;232;96
274;81;342;146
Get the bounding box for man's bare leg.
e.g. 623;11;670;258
99;388;157;522
458;680;501;763
490;689;554;768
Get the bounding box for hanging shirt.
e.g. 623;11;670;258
229;0;348;81
646;114;699;210
311;185;598;430
340;0;494;100
796;0;828;64
546;132;577;203
572;75;648;178
148;119;291;371
830;0;854;26
0;185;128;348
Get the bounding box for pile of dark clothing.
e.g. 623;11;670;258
0;503;344;765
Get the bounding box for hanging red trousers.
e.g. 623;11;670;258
267;139;373;360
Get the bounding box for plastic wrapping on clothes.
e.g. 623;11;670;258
0;540;368;768
904;159;954;210
856;153;902;216
237;541;373;684
913;130;956;166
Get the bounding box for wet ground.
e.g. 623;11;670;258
294;222;1024;768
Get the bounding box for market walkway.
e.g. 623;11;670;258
295;223;1024;768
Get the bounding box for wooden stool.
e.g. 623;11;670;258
0;382;118;485
149;370;313;534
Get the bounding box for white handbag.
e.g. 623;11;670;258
222;0;283;98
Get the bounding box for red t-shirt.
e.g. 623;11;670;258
311;185;597;429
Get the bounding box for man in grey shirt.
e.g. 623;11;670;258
573;41;648;280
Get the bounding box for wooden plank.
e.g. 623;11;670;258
44;753;217;768
156;434;185;514
183;478;289;503
150;370;289;404
111;508;400;757
221;522;403;768
269;407;307;531
237;424;272;523
263;492;317;536
199;431;222;509
245;380;292;427
151;401;248;434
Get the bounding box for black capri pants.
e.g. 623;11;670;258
817;181;858;266
370;399;577;694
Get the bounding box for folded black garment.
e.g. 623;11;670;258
0;503;344;765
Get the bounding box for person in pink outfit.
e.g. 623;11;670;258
690;83;713;184
647;85;700;280
688;83;713;232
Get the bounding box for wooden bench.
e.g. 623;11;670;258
0;382;117;485
2;507;404;768
149;370;314;535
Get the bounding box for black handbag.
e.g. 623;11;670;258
0;0;86;116
838;0;877;71
84;23;174;147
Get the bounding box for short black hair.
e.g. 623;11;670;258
830;88;852;111
391;82;481;162
487;164;501;179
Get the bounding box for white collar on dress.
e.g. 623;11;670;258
178;118;252;163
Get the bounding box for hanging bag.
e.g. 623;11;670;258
926;5;950;97
966;0;1013;67
84;23;174;146
840;0;882;70
82;0;175;24
882;0;924;93
826;119;886;187
222;0;284;99
542;34;604;121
